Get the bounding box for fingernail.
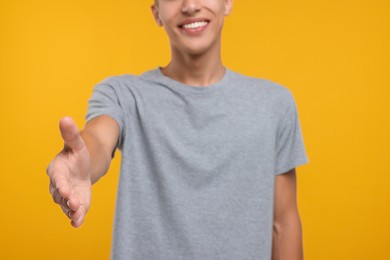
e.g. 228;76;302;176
67;200;70;208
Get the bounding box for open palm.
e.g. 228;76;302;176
47;117;92;228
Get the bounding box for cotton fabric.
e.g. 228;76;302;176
86;67;309;260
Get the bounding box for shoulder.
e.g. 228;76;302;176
90;73;151;101
94;68;162;91
95;73;141;88
228;69;295;107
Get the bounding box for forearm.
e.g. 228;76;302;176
80;130;113;184
272;212;304;260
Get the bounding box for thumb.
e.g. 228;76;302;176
59;116;85;152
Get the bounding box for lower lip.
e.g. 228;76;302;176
179;22;209;35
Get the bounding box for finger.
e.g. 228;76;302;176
50;184;62;205
71;207;86;228
61;204;73;219
60;197;84;224
47;161;70;190
66;196;81;212
50;175;81;212
51;184;71;208
70;207;84;225
49;174;72;206
50;174;71;201
71;216;84;228
60;201;85;228
59;117;85;152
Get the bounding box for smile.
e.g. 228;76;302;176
181;21;209;29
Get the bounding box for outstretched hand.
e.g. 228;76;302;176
46;117;92;228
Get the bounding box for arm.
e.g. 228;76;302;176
272;168;304;260
46;115;119;228
80;115;120;184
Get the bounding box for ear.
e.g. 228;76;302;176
151;4;163;26
224;0;233;16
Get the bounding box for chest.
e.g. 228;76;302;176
139;91;278;157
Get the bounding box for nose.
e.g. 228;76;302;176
181;0;201;15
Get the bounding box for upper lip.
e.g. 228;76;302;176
178;18;210;27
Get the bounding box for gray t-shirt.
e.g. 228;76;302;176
86;67;309;260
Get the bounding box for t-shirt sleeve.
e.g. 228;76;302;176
274;91;309;175
85;82;125;151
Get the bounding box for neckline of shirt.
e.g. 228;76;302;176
147;66;232;95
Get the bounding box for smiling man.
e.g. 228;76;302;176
46;0;309;259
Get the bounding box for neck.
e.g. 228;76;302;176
161;41;225;87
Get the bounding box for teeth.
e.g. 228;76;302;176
182;21;208;29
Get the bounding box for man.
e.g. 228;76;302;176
46;0;309;259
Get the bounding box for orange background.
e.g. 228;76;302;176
0;0;389;259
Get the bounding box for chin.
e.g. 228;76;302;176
182;46;210;56
175;39;219;56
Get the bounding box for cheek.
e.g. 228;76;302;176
203;0;225;14
158;2;180;24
